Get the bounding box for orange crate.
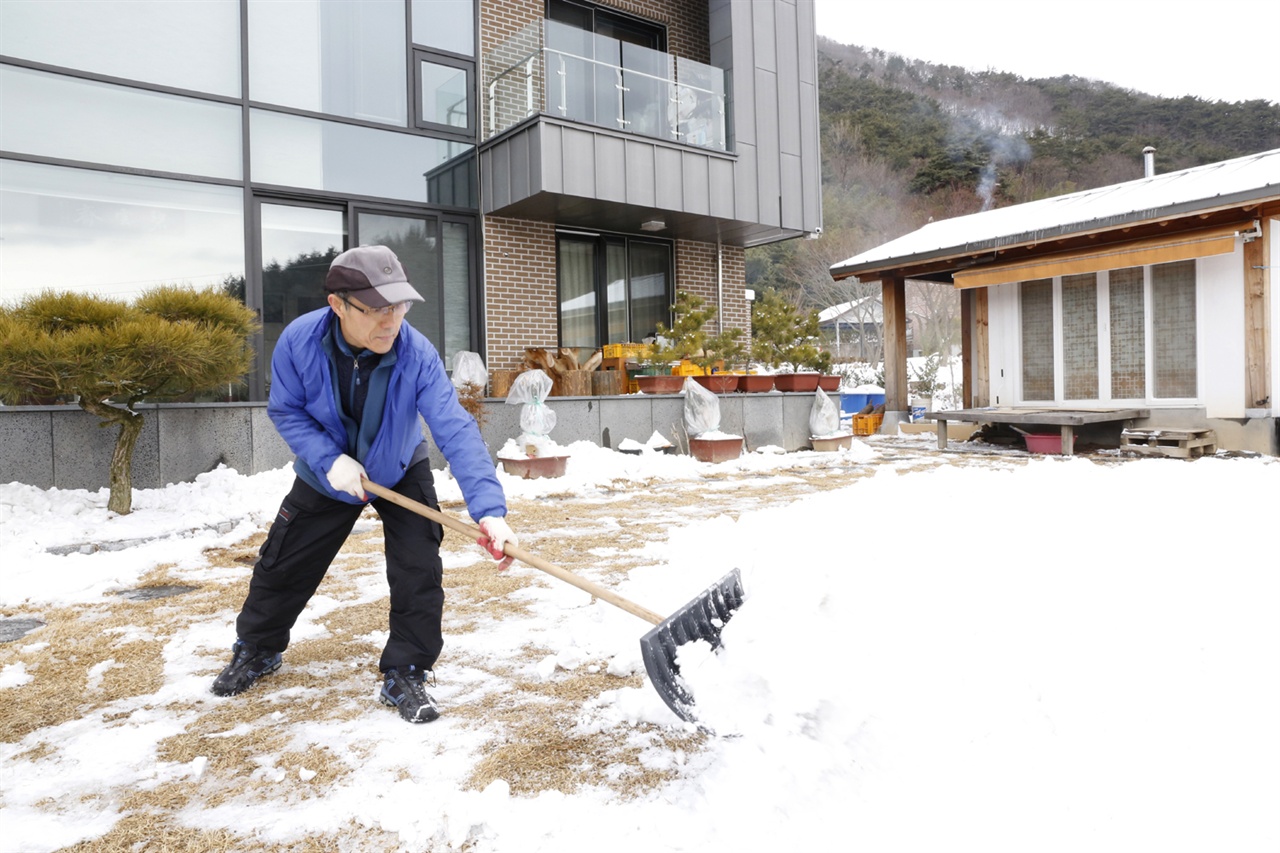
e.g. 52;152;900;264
602;342;651;360
852;413;884;436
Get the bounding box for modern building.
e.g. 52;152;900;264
1;0;821;393
0;0;823;487
831;148;1280;455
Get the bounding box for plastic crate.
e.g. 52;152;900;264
674;360;706;376
602;342;651;360
852;413;884;436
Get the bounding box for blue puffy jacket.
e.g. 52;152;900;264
267;308;507;521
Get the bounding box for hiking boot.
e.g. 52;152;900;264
211;640;282;697
380;665;440;723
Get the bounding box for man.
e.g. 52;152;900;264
212;244;516;723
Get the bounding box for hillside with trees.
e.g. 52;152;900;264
749;37;1280;365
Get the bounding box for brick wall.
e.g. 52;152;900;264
675;240;750;336
479;0;734;368
483;216;559;370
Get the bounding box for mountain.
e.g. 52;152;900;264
746;36;1280;310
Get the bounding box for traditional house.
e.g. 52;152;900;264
830;148;1280;455
1;0;823;487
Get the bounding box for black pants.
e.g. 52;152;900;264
234;460;445;672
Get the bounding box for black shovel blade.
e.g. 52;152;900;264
638;568;745;724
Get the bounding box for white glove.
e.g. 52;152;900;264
477;516;518;571
326;454;367;499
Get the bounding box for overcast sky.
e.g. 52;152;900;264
813;0;1280;105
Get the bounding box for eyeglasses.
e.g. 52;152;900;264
340;295;413;318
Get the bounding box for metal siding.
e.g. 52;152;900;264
754;67;780;226
776;4;801;157
709;156;736;219
561;127;596;197
780;153;802;227
796;0;817;86
624;139;657;208
542;122;564;193
595;134;626;202
508;129;532;202
752;0;776;73
681;153;711;216
735;143;759;222
489;143;512;210
654;146;683;210
799;79;821;230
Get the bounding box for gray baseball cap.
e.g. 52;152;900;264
324;245;424;308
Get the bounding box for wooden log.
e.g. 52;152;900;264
489;369;521;399
592;370;623;396
581;349;603;372
557;370;593;397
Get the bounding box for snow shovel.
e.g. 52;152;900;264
361;478;744;724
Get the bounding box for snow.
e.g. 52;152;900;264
2;437;1279;852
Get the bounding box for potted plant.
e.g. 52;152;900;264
637;290;716;394
692;326;746;393
750;289;827;392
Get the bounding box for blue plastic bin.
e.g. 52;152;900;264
840;393;869;414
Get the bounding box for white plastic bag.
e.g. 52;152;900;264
809;389;842;437
451;351;488;391
683;376;721;436
505;369;557;437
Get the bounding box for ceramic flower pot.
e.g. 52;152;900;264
635;374;685;394
736;374;775;393
817;374;840;392
498;455;568;479
688;436;744;463
810;433;853;452
772;373;820;392
692;373;739;393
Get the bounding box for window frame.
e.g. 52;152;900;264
555;230;673;348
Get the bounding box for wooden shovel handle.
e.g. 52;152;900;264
361;478;664;626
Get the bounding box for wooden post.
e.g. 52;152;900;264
973;287;990;406
881;274;909;414
1244;233;1269;407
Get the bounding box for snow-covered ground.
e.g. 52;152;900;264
2;435;1278;852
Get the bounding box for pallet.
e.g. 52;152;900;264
1120;428;1217;459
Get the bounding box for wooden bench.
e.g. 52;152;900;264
926;408;1151;456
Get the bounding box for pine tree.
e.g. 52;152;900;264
0;287;259;513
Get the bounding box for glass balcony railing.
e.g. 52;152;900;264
484;19;727;152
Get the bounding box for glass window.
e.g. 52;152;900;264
1;66;242;180
559;238;598;347
411;0;474;56
248;0;406;126
0;0;240;96
357;211;441;352
418;58;471;131
442;221;473;362
556;233;670;347
251;110;476;206
1061;273;1098;400
628;241;670;341
0;160;244;304
1152;260;1197;398
1109;267;1146;399
1020;279;1055;401
260;204;344;378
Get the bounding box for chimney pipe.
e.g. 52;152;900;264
1143;146;1157;178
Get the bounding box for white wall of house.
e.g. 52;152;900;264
1198;245;1247;418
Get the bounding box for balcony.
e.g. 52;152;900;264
485;19;728;152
